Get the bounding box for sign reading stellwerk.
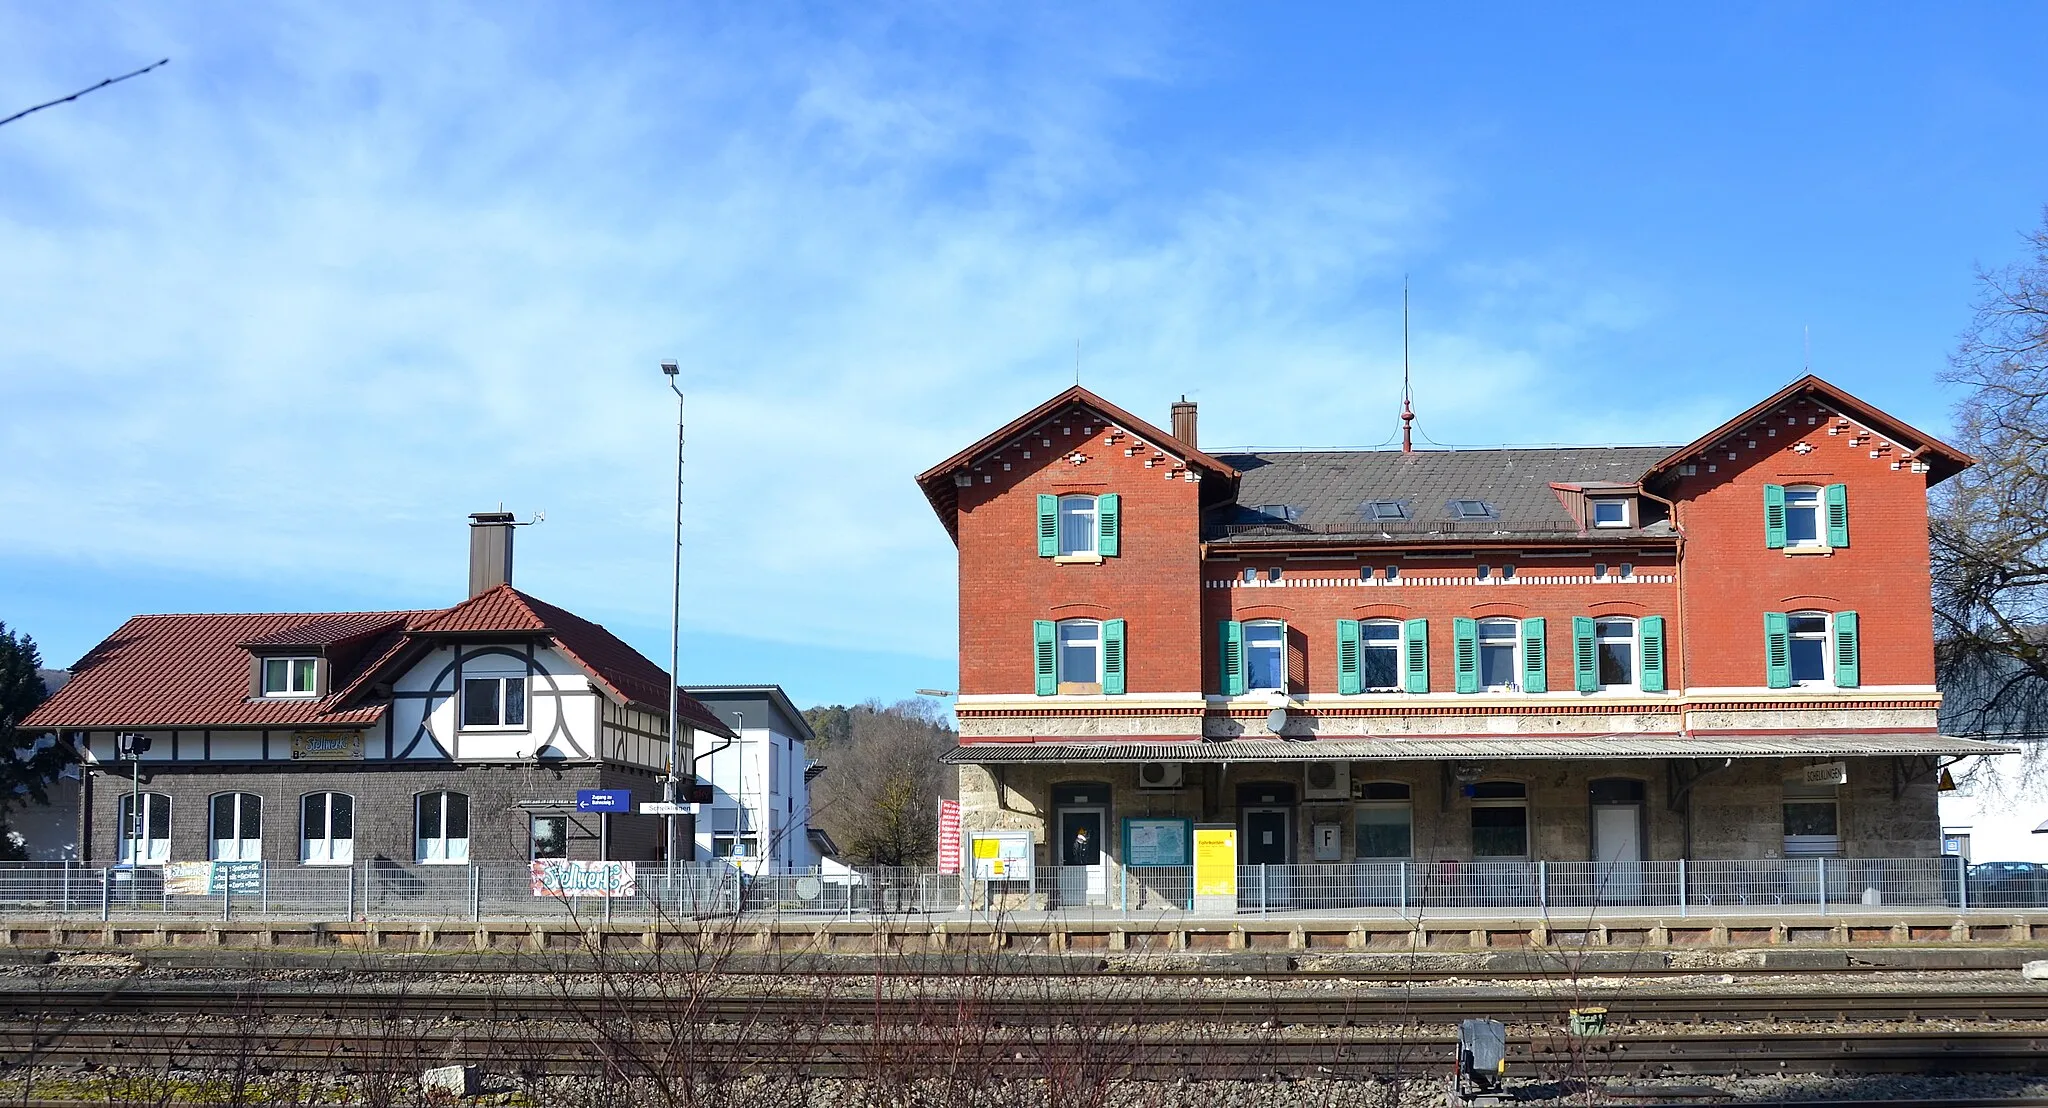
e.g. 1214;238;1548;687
530;860;637;898
290;731;363;760
937;799;962;874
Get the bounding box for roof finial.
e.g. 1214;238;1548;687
1401;275;1416;455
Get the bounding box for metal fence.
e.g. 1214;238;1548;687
0;857;2037;922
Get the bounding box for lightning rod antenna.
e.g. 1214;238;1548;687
1401;276;1416;455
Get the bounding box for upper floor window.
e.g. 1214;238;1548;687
1057;495;1098;555
1570;616;1668;693
1037;493;1120;558
1035;618;1126;695
1766;610;1859;689
1244;620;1286;692
416;791;470;864
261;657;317;698
462;675;527;729
209;792;262;861
1590;498;1631;528
1361;621;1401;691
1596;618;1635;688
1766;483;1848;550
1478;619;1519;690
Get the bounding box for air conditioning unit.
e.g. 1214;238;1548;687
1137;762;1184;790
1304;762;1350;800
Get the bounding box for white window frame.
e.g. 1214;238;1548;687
1787;611;1831;686
1590;498;1631;528
300;792;354;866
1355;783;1414;859
1782;779;1841;856
1056;495;1099;556
461;674;528;731
261;657;318;698
1595;617;1638;691
1244;619;1287;693
1477;618;1520;692
1055;619;1103;690
415;791;471;864
1360;620;1403;693
1783;486;1826;549
117;792;171;865
209;792;263;862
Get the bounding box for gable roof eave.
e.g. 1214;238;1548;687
915;386;1242;541
1644;374;1976;487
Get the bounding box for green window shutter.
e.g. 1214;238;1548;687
1763;484;1787;549
1640;615;1667;693
1573;616;1598;693
1102;619;1127;695
1521;617;1547;694
1764;612;1791;689
1096;493;1120;557
1033;620;1057;695
1219;620;1245;697
1336;619;1362;695
1825;484;1849;548
1453;618;1479;694
1402;619;1429;693
1833;611;1860;688
1036;494;1058;557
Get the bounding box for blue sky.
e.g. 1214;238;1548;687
3;4;2045;710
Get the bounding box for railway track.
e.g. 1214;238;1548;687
4;1023;2047;1078
5;984;2046;1025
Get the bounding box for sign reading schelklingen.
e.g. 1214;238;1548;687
290;731;364;760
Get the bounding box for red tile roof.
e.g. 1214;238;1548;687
25;611;435;729
24;589;735;740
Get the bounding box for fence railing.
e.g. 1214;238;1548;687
0;857;2035;922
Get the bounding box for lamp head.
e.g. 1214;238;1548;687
660;360;679;376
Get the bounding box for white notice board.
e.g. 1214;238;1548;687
970;829;1034;883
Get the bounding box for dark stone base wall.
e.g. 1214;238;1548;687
83;761;674;864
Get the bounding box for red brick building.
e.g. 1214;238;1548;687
918;375;2011;904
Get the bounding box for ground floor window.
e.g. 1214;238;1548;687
209;792;262;861
1355;782;1412;859
530;814;568;859
300;792;353;865
416;791;470;864
711;806;756;858
1470;781;1529;858
1782;778;1841;856
117;792;171;865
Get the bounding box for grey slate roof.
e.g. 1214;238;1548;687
1206;446;1678;543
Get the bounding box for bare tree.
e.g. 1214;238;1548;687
1934;208;2048;750
803;700;957;867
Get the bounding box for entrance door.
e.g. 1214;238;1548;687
1056;807;1106;906
1592;805;1643;904
1242;807;1290;909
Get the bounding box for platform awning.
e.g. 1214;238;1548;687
941;733;2016;764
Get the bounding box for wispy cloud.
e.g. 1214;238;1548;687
0;3;1661;666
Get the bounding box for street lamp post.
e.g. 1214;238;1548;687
661;361;685;867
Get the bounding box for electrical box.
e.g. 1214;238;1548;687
1313;822;1342;861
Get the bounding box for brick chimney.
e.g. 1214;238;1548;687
1170;397;1198;448
468;511;517;597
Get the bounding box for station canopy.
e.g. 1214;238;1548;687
941;733;2015;764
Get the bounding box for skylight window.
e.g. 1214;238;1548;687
1364;500;1409;521
1450;499;1497;520
1247;504;1303;523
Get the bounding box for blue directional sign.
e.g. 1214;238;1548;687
577;789;631;813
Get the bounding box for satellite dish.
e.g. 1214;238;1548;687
1265;707;1288;733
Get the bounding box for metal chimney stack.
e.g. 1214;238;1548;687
1170;397;1198;449
468;511;517;596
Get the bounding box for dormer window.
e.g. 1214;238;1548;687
260;657;318;698
1590;498;1631;528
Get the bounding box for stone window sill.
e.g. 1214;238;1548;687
1053;553;1104;565
1783;546;1833;556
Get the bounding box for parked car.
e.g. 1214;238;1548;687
1967;861;2048;907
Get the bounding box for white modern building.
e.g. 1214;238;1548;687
682;685;831;873
1939;741;2048;864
